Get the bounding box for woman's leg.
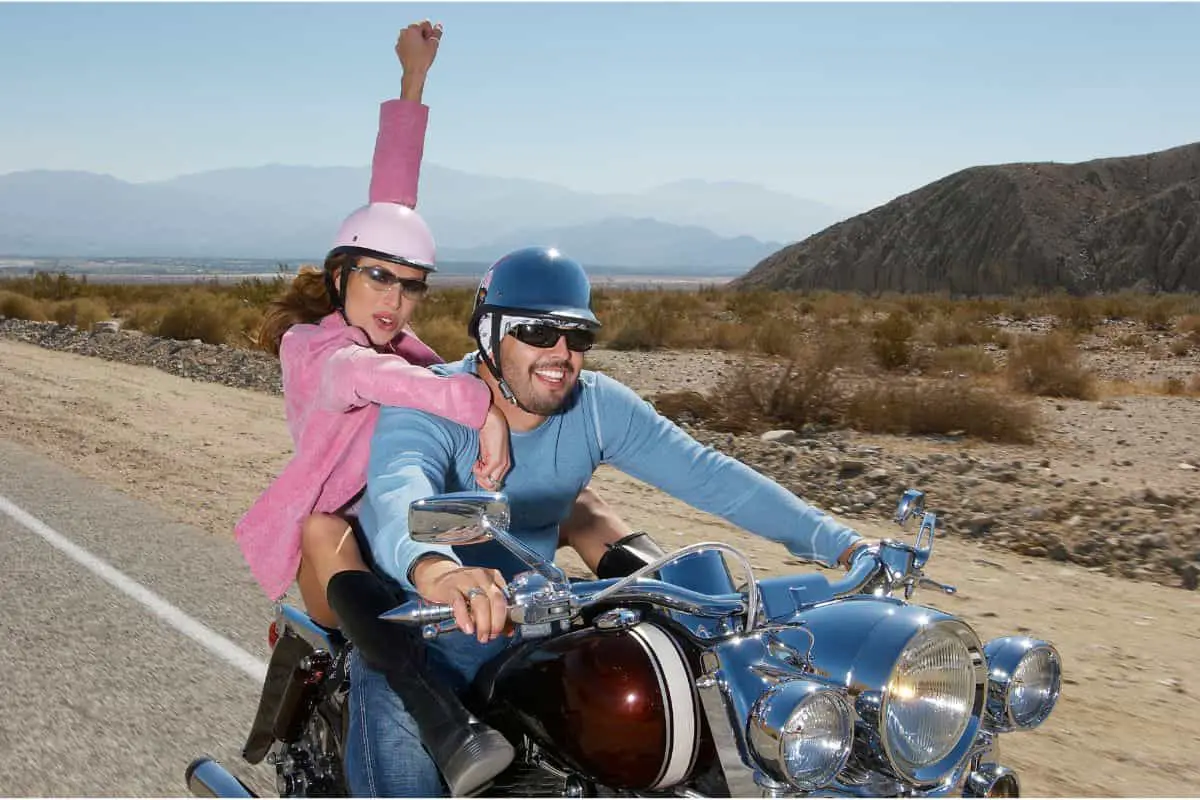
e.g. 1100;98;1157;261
295;513;514;795
297;513;365;628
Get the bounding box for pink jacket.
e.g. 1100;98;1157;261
235;98;490;600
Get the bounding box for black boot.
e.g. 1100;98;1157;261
325;570;515;796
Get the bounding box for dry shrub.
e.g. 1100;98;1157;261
709;322;754;351
752;317;799;357
1052;296;1097;332
725;290;784;324
870;311;915;370
51;297;110;330
1006;333;1096;399
156;292;239;345
896;295;937;322
414;316;475;362
929;346;997;376
1006;300;1032;321
1140;298;1175;331
1177;315;1200;348
845;380;1036;444
0;290;49;321
1169;339;1192;357
1099;292;1141;321
812;292;864;325
654;348;1036;444
818;327;871;371
925;316;990;348
606;314;682;351
122;303;166;334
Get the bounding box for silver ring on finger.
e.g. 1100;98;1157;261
464;586;486;601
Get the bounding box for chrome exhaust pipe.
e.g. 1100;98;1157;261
185;757;258;798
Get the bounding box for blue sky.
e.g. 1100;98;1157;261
2;2;1198;212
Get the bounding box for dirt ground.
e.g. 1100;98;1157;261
2;338;1198;796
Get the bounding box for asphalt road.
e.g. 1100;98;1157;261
0;438;280;797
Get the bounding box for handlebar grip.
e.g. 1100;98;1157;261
378;600;456;626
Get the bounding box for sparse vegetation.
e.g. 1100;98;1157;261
1005;332;1097;400
652;332;1037;444
4;273;1197;440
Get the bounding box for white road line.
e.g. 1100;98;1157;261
0;493;268;684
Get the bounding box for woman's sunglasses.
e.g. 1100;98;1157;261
349;264;429;299
508;322;596;353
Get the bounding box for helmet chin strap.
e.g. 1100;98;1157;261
473;313;543;417
324;264;353;325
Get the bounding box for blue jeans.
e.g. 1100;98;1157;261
343;630;515;797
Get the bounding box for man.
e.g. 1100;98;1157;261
346;246;868;796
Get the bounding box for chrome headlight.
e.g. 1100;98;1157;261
795;598;987;787
882;624;978;782
984;637;1062;732
748;680;854;790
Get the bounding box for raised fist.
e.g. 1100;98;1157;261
395;19;442;75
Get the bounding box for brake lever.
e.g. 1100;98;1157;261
918;576;957;595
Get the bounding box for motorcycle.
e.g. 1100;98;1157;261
185;487;1061;798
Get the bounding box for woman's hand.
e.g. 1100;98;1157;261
396;19;442;78
412;557;509;643
473;405;512;492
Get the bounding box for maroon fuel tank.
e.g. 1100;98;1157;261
482;618;705;791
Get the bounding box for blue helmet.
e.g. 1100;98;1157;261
469;246;600;411
469;246;600;334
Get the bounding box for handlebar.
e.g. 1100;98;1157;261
381;490;951;639
380;575;747;631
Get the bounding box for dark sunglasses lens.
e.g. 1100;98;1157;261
564;329;595;351
512;324;594;352
362;266;397;285
360;266;427;297
399;279;428;297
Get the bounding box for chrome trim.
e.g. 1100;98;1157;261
185;757;257;798
582;541;760;633
694;656;761;797
276;603;336;654
983;637;1062;733
576;577;745;620
964;764;1020;797
747;680;854;789
594;607;642;630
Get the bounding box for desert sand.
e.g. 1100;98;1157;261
2;337;1198;796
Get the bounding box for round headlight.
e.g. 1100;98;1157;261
984;637;1062;732
882;625;977;782
748;680;853;790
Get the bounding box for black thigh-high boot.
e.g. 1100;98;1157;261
325;570;515;796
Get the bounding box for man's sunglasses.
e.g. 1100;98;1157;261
349;265;429;299
508;323;596;352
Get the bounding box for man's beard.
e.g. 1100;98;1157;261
507;358;577;415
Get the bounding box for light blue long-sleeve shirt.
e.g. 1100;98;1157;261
359;354;862;591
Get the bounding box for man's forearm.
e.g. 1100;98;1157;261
558;486;635;573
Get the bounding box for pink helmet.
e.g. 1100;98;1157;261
327;202;437;272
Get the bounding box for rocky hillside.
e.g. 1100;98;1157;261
735;142;1200;295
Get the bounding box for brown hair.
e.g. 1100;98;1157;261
257;253;354;356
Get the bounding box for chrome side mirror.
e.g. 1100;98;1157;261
407;491;569;587
894;489;926;526
408;491;509;546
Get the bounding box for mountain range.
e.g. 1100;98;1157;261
0;164;848;272
735;141;1200;295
